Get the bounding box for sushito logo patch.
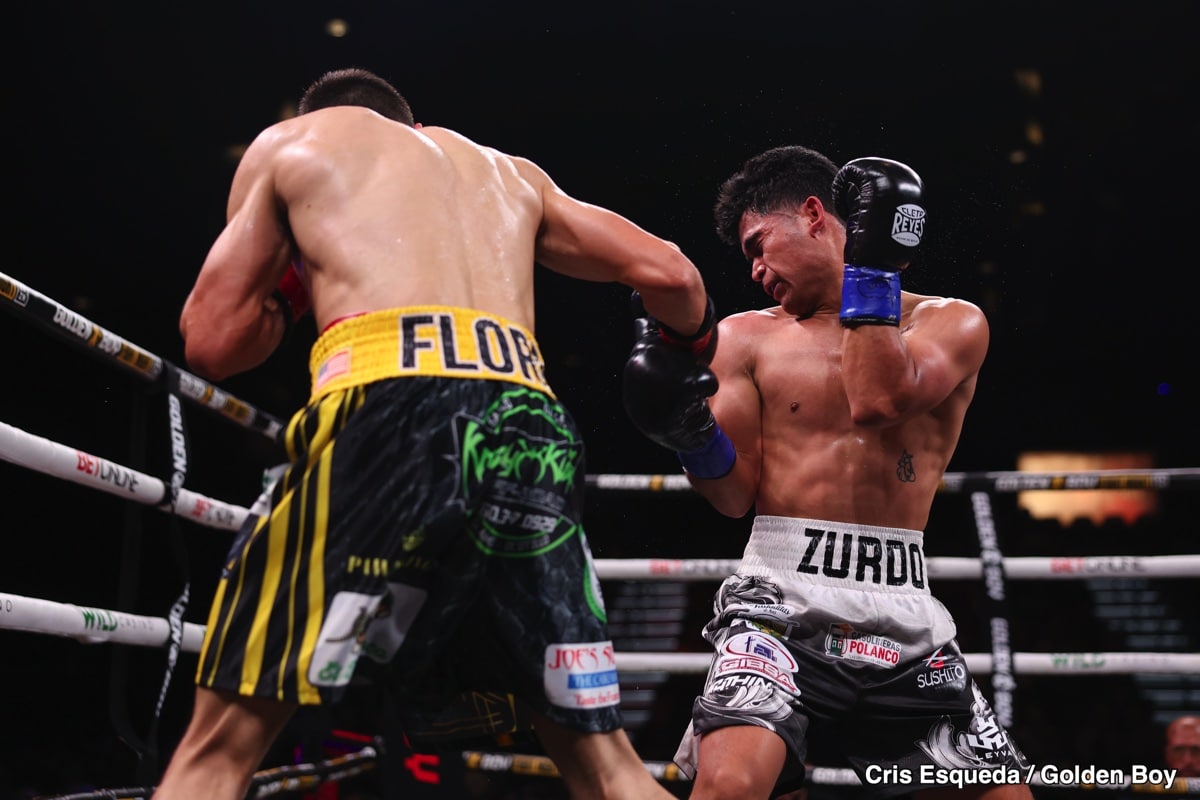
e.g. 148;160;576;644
916;646;968;691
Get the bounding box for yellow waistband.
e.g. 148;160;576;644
308;306;554;401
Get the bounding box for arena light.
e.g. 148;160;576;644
1016;451;1158;525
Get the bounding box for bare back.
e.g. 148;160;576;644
272;109;543;332
181;105;706;381
709;293;984;531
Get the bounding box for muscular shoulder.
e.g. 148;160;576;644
249;108;408;166
904;292;988;332
713;307;788;365
902;292;990;374
720;307;788;336
419;127;550;189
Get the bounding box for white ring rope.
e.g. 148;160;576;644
0;592;206;651
3;591;1196;676
613;650;1200;675
588;467;1200;493
0;419;247;530
594;554;1200;581
3;406;1198;678
3;418;1199;577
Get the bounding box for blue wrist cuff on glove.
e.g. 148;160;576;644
840;264;901;326
677;423;736;479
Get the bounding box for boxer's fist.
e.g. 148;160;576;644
630;291;718;365
832;157;926;272
832;158;926;326
623;311;720;453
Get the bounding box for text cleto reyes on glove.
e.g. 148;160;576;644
832;157;926;326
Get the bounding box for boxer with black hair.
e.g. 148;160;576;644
647;145;1032;800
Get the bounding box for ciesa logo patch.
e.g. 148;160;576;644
544;641;620;710
715;630;799;695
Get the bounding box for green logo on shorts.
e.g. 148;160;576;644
317;660;344;682
460;390;579;488
455;389;584;557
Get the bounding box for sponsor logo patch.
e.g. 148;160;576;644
544;641;620;709
916;646;968;690
713;631;799;695
824;623;901;668
310;583;427;686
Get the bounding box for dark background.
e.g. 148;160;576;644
2;1;1198;797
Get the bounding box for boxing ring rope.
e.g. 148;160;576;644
0;270;285;442
587;468;1200;493
5;588;1199;677
6;413;1197;567
593;554;1200;581
0;419;248;531
3;275;1199;795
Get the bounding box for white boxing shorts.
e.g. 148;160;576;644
673;516;1028;797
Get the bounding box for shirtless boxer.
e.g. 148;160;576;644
153;67;713;800
623;145;1033;799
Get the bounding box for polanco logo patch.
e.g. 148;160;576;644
824;623;901;668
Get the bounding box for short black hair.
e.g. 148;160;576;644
298;68;415;126
713;145;839;246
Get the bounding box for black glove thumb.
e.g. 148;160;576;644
687;369;719;400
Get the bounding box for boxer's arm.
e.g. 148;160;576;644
181;130;294;381
842;297;989;427
513;157;709;337
683;315;761;517
833;156;988;424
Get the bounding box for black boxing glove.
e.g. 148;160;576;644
630;290;719;365
622;293;735;478
831;157;927;326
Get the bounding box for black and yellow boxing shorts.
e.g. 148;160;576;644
196;307;620;735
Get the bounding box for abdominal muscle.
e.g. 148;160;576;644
753;426;948;532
